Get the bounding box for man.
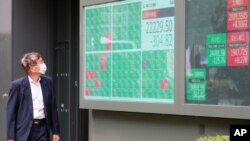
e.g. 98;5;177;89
6;52;60;141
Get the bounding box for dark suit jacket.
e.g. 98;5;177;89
6;76;60;141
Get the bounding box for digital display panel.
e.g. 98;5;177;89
83;0;175;103
186;0;250;106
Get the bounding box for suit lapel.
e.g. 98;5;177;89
40;77;48;110
22;76;34;117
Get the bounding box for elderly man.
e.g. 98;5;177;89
7;52;60;141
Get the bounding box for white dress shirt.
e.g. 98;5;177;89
28;76;45;119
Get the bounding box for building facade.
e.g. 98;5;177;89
1;0;250;141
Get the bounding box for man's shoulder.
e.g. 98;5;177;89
41;75;53;84
11;76;28;86
41;75;52;81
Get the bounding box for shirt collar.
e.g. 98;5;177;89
28;76;41;84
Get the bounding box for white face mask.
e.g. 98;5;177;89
39;63;47;74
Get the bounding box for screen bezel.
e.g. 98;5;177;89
79;0;250;120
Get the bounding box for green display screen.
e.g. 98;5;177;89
186;68;206;101
83;0;175;103
206;33;227;67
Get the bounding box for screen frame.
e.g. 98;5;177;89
79;0;250;120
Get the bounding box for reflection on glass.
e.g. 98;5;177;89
185;0;250;106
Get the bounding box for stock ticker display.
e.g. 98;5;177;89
83;0;175;103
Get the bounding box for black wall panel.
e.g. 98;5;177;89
12;0;54;78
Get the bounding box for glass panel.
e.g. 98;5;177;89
185;0;250;106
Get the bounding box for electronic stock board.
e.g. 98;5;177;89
81;0;175;105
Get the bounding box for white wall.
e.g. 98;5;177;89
89;110;250;141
